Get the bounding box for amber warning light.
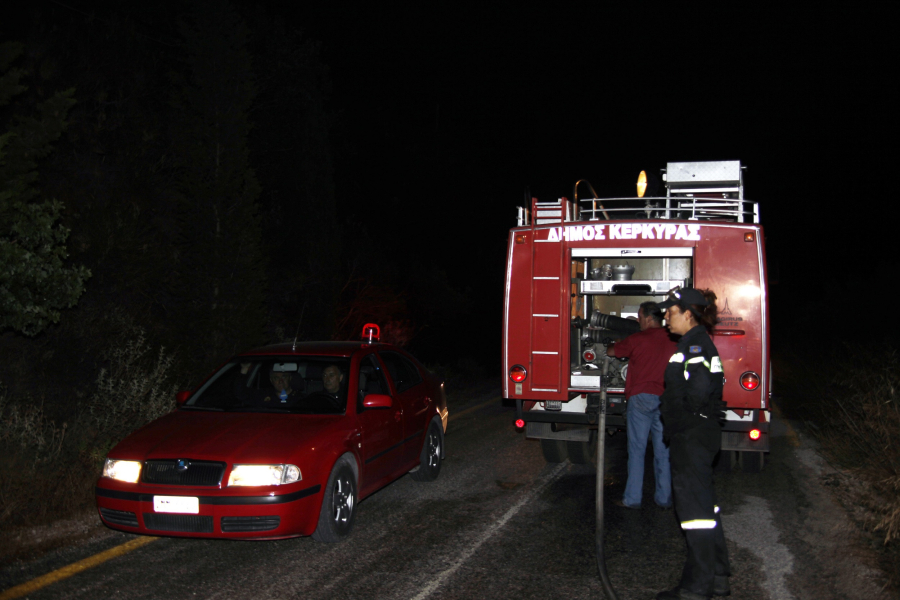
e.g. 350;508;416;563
749;429;762;441
636;170;648;198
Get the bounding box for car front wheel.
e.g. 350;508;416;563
409;420;442;482
312;461;357;542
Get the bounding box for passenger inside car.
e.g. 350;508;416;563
322;365;343;395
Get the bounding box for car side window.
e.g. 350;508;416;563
358;355;389;411
378;351;422;393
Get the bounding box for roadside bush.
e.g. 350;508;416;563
0;322;179;531
817;346;900;544
781;343;900;543
0;387;68;522
87;328;178;462
775;342;900;592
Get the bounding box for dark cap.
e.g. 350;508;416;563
657;288;709;310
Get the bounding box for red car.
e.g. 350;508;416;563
95;326;448;541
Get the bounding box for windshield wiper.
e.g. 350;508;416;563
232;406;291;413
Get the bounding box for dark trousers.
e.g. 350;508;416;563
669;424;730;596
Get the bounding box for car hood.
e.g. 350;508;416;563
109;410;347;463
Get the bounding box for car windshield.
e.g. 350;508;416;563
183;356;350;414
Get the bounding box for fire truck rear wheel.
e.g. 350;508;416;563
740;450;762;473
540;438;568;463
567;432;596;466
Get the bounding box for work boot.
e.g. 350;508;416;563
656;588;710;600
713;575;731;596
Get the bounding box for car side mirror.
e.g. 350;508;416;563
362;393;392;409
176;391;192;406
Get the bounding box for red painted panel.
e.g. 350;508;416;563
532;279;562;315
531;350;561;390
503;231;533;398
532;241;562;277
694;225;766;410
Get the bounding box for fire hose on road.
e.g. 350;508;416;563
596;355;620;600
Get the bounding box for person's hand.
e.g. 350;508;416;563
240;363;251;375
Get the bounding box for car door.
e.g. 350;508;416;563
377;350;429;464
355;354;404;493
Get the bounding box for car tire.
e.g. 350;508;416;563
311;460;357;542
409;420;443;482
540;438;568;463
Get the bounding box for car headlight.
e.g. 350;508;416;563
103;459;142;483
227;464;302;487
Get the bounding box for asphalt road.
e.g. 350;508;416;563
0;385;893;600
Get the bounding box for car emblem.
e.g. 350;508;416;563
176;459;190;472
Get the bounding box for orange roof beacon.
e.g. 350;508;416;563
503;161;770;472
96;325;448;541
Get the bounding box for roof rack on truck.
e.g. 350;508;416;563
517;161;758;227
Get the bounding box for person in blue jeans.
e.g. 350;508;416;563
607;302;677;508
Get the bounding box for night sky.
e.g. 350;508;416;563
3;3;897;369
294;4;897;349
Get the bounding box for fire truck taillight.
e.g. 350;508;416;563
514;418;525;430
582;349;596;363
740;371;760;391
749;428;762;441
509;364;527;383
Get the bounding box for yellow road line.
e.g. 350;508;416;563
0;536;158;600
449;396;500;422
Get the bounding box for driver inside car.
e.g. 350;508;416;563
235;363;303;407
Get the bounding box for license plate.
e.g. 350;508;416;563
153;495;199;514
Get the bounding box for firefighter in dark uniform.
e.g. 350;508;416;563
655;288;731;600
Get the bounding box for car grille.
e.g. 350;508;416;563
141;460;225;486
99;508;139;528
221;516;281;533
143;513;213;533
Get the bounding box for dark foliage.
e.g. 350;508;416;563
0;42;90;336
0;2;472;532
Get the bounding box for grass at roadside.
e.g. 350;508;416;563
775;343;900;589
0;320;178;544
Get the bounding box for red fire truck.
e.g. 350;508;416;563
503;161;770;471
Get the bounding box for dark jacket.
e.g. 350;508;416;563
660;325;725;438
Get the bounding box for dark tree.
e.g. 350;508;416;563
0;41;90;336
247;13;341;341
168;2;267;370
